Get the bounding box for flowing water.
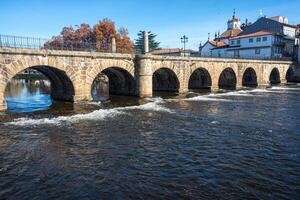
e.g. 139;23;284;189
0;79;300;199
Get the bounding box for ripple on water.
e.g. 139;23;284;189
5;98;173;126
1;85;300;199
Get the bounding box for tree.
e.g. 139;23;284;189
93;18;117;51
135;31;160;53
116;27;134;53
45;19;134;53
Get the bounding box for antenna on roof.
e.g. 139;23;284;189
259;9;263;17
208;32;210;40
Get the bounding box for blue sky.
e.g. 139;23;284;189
1;0;300;50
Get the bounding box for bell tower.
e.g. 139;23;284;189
227;9;241;30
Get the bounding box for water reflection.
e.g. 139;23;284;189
91;74;109;102
4;79;52;113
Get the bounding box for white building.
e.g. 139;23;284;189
240;16;298;56
200;40;227;57
212;31;284;59
200;12;241;56
269;16;288;24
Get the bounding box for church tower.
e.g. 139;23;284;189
227;9;241;30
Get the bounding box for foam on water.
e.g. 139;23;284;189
120;98;173;113
212;90;254;97
6;108;125;126
182;95;233;102
270;86;300;91
5;98;172;126
250;89;280;93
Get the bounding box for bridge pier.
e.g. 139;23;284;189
136;56;153;98
257;84;269;89
0;103;6;111
0;93;6;111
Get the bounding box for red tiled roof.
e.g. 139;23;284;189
231;31;273;39
219;28;242;39
208;40;227;47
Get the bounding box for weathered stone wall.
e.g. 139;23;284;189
136;55;293;97
0;47;295;110
0;48;135;109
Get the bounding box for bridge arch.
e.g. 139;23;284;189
242;67;258;87
188;67;212;90
86;60;135;100
269;67;281;84
153;67;180;92
286;66;296;82
91;67;136;100
0;56;76;108
218;67;237;89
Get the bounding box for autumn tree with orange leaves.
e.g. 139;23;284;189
45;19;134;53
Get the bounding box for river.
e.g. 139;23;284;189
0;78;300;199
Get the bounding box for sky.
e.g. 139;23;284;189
1;0;300;50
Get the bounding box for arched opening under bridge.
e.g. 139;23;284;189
4;66;75;112
188;68;212;91
218;68;237;90
91;67;136;101
152;68;180;93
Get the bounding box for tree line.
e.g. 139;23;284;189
45;18;160;53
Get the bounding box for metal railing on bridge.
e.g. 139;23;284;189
0;34;132;53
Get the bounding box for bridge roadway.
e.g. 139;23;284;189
0;47;296;110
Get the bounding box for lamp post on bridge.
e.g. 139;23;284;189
181;35;188;57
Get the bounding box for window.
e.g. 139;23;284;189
249;38;254;43
256;37;261;42
263;37;268;41
234;50;239;57
255;48;260;54
237;40;240;45
231;40;235;45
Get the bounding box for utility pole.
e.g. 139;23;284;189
181;35;188;57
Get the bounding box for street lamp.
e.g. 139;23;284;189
181;35;188;57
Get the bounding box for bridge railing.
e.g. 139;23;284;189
0;34;133;53
0;34;49;49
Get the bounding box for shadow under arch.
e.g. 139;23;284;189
242;67;258;87
218;67;237;90
286;67;296;83
153;67;180;92
188;67;212;90
269;67;280;85
91;67;136;101
4;65;75;102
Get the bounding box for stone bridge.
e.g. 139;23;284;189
0;47;297;110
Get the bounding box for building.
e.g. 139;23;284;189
269;16;288;24
212;31;284;59
200;40;227;57
200;12;242;56
217;13;242;44
150;48;197;57
240;16;298;57
208;15;298;59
